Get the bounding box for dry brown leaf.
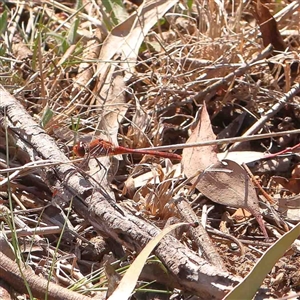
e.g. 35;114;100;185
254;0;286;51
231;208;252;224
182;105;267;237
197;160;268;237
95;66;128;145
182;103;219;175
253;0;300;84
71;29;102;97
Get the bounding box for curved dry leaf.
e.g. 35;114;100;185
254;0;286;51
94;0;179;148
98;0;179;77
196;159;268;237
96;69;128;145
72;29;102;97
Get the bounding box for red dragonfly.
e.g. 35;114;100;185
73;138;182;160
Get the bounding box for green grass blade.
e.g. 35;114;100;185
102;0;129;26
224;224;300;300
40;105;53;128
0;10;7;36
67;0;82;44
108;222;190;300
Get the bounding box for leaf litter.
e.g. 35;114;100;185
182;104;268;237
0;0;300;299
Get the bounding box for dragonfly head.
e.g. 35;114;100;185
73;141;86;157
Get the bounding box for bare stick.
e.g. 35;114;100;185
230;83;300;150
173;196;227;271
0;252;92;300
192;45;273;104
138;128;300;152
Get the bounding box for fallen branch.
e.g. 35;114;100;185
0;84;241;299
0;251;92;300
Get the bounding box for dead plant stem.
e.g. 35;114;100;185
230;83;300;150
139;128;300;152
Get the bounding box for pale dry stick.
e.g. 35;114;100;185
270;0;299;24
242;163;277;205
201;204;214;229
0;204;31;230
15;199;94;245
230;82;300;150
206;227;245;256
236;238;273;247
138;128;300;152
37;36;47;108
0;158;84;182
11;193;26;210
191;44;273;104
7;2;25;42
0;204;84;244
173;196;227;272
54;262;94;295
3;226;62;238
248;245;265;255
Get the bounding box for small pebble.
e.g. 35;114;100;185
230;243;239;251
